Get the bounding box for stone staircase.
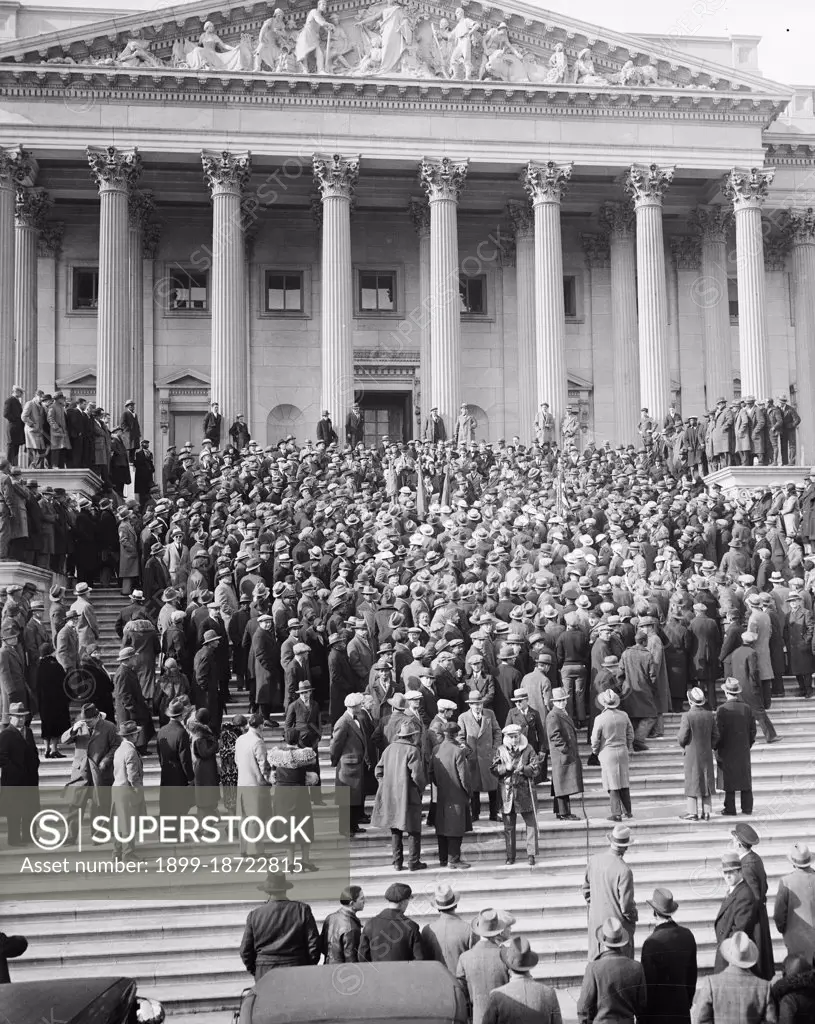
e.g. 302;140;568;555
83;586;133;672
4;631;815;1021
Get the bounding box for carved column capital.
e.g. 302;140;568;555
781;207;815;247
599;201;635;239
408;196;430;237
506;199;534;239
37;221;64;258
623;163;674;207
87;145;142;193
522;160;572;205
201;149;252;198
419;157;468;203
313;153;360;201
15;187;51;230
0;145;37;191
580;232;610;269
721;167;775;210
763;233;790;271
128;189;154;231
690;204;733;244
670;236;701;271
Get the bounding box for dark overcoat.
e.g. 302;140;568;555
741;849;775;981
713;880;761;975
785;606;815;675
544;704;583;796
329;713;367;806
432;736;471;837
371;734;426;833
715;699;756;792
639;920;698;1024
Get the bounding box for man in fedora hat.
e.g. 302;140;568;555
421;882;475;973
239;873;320;979
111;719;145;863
482;935;562;1024
583;825;638;960
639;888;698;1024
714;852;761;975
194;629;224;736
576;917;647;1024
359;882;424;963
284;641;313;710
693;931;773;1024
156;696;195;817
590;688;634;822
431;721;472;870
284;678;323;800
371;718;427;871
716;677;757;816
726;634;779;744
731;822;774;980
456;908;515;1024
61;702;120;841
113;646;155;755
677;686;718;822
0;702;38;845
457;689;501;822
545;687;583;821
319;884;364;964
774;842;815;962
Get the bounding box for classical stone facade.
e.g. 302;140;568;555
0;0;812;462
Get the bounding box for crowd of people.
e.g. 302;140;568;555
2;403;815;1020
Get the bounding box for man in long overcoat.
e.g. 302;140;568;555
731;822;775;981
582;825;638;960
677;687;719;821
799;470;815;549
713;852;761;974
330;692;369;835
639;888;698;1024
113;646;155;752
251;614;281;719
457;690;501;822
619;633;657;750
716;678;757;816
371;718;426;871
725;633;778;742
431;721;471;869
785;591;814;697
156;697;194;816
122;615;160;709
774;841;815;962
687;603;721;708
117;510;139;597
545;687;582;820
327;632;357;726
61;701;119;835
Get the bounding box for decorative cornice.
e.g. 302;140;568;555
690;204;733;244
781;208;815;247
721;166;775;210
15;186;50;230
523;160;572;204
764;141;815;165
623;162;674;206
313;153;359;202
599;201;635;239
763;233;790;271
0;144;37;190
128;188;154;231
408;196;430;237
419;157;468;203
670;236;701;270
37;220;64;257
506;199;534;239
201;149;251;197
87;144;141;192
142;221;161;259
580;232;610;268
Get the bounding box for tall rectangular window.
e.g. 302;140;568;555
265;271;303;312
71;267;99;310
564;275;577;318
459;275;485;315
358;271;396;312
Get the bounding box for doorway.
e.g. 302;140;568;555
358;391;413;445
171;411;205;448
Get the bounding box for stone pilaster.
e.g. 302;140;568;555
0;147;36;414
313;153;359;431
419;157;468;436
37;223;63;394
202;150;251;435
721;167;775;400
690;205;734;407
507;199;536;444
14;187;50;397
128;190;154;424
599;201;639;445
624;163;674;423
88;145;142;420
523;160;572;440
408;197;431;431
783;208;815;461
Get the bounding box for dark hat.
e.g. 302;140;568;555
79;702;100;721
256;872;294;895
384;882;412;903
731;823;760;847
118;720;140;737
646;887;678;917
500;935;538;971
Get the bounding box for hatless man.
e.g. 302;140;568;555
203;401;222;447
3;385;23;466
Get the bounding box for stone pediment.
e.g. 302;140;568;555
0;0;791;105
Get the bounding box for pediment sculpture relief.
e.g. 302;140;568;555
38;1;724;90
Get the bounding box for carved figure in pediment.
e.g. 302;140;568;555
253;9;294;72
356;2;415;77
542;42;567;83
575;48;608;86
484;43;566;85
326;15;358;72
448;6;479;79
295;0;334;73
429;17;452;76
96;37;164;68
611;60;659;86
186;22;252;71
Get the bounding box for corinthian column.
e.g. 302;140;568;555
202;150;251;434
313;154;359;430
691;205;734;406
783;208;815;460
624;163;674;422
0;147;36;412
419;157;468;436
722;167;775;400
88;145;142;420
600;201;639;445
523;160;572;440
14;187;50;397
408;197;431;429
128;190;154;424
507;199;536;444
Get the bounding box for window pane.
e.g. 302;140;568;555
460;277;484;314
73;268;98;309
377;274;394;311
284;275;302;311
169;268;207;310
360;273;378;310
267;273;285;310
564;276;576;318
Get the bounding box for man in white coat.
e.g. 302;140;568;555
111;719;144;862
235;711;272;854
774;841;815;962
582;823;638;960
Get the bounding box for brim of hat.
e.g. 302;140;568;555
473;923;505;937
433;896;459;909
646;899;678;916
595;923;629;947
790;854;812;868
723;951;757;968
607;833;631;846
256;879;293;893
